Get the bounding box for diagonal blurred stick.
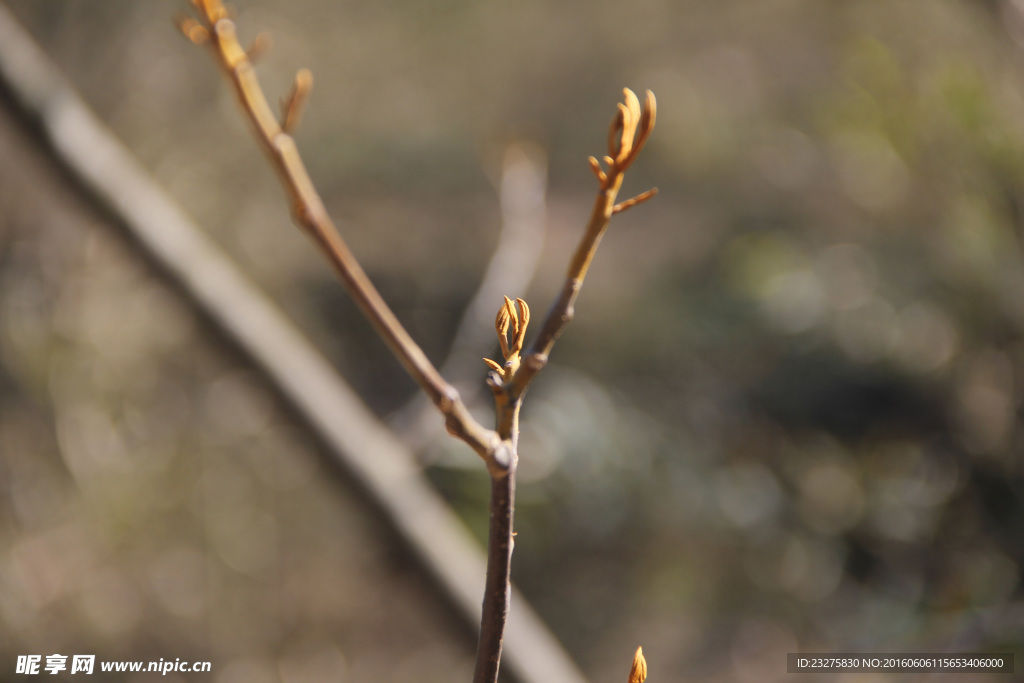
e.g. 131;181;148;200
0;7;587;683
389;143;548;457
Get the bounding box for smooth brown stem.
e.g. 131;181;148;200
474;464;517;683
509;181;620;398
475;397;520;683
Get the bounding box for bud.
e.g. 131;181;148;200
629;646;647;683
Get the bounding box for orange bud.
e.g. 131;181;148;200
629;646;647;683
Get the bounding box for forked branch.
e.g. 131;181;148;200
177;0;500;463
178;3;655;682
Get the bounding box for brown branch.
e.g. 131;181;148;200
179;5;656;683
474;91;655;683
509;89;657;399
182;1;501;463
475;466;517;683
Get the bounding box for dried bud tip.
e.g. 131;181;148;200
629;646;647;683
623;88;641;125
282;68;314;134
247;32;272;62
643;90;657;129
176;16;210;45
295;68;314;91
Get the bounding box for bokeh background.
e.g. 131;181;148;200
2;1;1023;681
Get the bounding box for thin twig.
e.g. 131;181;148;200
184;1;501;463
509;89;657;400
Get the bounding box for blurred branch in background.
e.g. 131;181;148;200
0;5;586;683
390;142;548;459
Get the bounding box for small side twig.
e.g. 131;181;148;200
509;88;657;400
280;67;312;134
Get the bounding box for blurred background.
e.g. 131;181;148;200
1;0;1023;681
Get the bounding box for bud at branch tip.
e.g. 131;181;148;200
629;647;647;683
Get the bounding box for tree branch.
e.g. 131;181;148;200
510;89;657;399
180;1;501;462
179;4;656;683
475;466;517;683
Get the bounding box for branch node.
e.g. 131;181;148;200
486;371;504;393
439;385;460;413
212;18;246;68
487;441;514;475
525;353;547;372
